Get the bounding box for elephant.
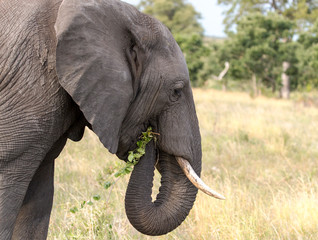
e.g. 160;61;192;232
0;0;224;239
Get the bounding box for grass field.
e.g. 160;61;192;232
48;89;318;239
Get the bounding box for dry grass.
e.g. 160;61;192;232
48;89;318;239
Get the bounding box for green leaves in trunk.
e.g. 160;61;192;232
70;127;158;213
113;127;157;178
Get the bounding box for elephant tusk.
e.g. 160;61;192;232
176;157;226;200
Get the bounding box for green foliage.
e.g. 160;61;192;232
216;0;318;93
218;0;318;33
175;34;210;86
297;44;318;89
135;0;318;92
218;12;297;92
93;195;101;201
296;19;318;89
69;127;157;214
69;207;78;214
138;0;209;86
298;19;318;48
70;198;98;214
199;41;225;83
138;0;203;36
284;0;318;30
103;181;112;190
113;126;157;178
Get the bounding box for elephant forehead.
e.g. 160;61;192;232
159;61;189;78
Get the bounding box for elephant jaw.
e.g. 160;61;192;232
176;157;225;200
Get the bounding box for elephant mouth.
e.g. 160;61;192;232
121;134;225;199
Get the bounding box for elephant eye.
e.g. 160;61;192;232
174;88;182;97
170;81;184;102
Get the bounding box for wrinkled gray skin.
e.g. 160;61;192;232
0;0;202;238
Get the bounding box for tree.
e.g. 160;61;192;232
218;0;318;33
138;0;203;36
175;34;210;86
138;0;208;85
297;19;318;89
221;13;296;96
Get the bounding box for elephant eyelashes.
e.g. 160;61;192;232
174;88;182;97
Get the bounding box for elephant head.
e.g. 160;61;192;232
55;0;224;235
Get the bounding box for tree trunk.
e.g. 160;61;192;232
281;61;290;99
218;62;229;92
222;82;227;92
252;73;258;97
271;78;276;93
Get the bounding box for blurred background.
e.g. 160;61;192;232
123;0;318;100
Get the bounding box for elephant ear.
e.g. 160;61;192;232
55;0;141;153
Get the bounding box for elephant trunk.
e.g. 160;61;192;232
125;141;199;236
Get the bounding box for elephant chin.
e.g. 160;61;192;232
124;141;199;236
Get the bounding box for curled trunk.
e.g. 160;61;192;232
125;141;199;236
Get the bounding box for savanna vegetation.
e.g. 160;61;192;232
138;0;318;98
48;89;318;239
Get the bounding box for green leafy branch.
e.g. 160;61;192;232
113;126;158;178
70;127;158;213
70;195;101;213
